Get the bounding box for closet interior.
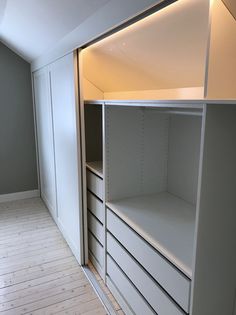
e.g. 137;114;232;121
79;0;236;314
105;105;202;278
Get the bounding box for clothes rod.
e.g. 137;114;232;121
142;109;203;116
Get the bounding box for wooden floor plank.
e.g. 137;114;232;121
0;274;88;311
0;239;66;259
0;267;83;302
0;221;55;237
0;257;78;290
0;228;61;246
0;248;73;277
29;291;98;315
0;215;48;226
3;284;93;314
0;198;107;315
0;241;67;262
55;299;107;315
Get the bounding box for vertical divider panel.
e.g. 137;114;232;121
104;104;111;283
102;103;107;281
78;49;89;264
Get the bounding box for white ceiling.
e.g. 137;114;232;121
0;0;110;62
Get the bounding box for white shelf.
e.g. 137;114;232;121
86;161;103;178
106;192;196;278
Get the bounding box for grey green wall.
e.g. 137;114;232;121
0;42;38;194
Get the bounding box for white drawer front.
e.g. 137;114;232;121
107;233;185;315
87;170;103;200
88;211;103;245
107;255;155;315
107;208;190;312
88;231;103;267
87;190;104;223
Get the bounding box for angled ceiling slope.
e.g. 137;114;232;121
0;0;109;62
222;0;236;20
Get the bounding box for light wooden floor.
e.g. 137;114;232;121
0;198;108;315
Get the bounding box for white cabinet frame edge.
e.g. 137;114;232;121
78;49;89;265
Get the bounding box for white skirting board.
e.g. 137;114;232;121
0;190;40;203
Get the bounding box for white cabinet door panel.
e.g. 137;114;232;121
49;53;83;263
33;68;57;218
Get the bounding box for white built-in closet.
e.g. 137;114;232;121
79;0;236;315
32;0;236;314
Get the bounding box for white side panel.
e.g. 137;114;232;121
167;115;202;205
33;68;57;218
191;105;236;315
49;53;83;264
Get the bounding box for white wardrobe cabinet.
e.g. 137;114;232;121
79;0;236;310
33;53;84;265
80;101;236;315
33;68;57;219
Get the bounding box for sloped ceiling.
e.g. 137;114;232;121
222;0;236;20
0;0;110;62
83;0;210;91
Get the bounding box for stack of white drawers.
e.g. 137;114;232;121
106;208;191;315
86;167;104;277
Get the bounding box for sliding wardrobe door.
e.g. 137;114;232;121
33;68;57;218
49;53;83;264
